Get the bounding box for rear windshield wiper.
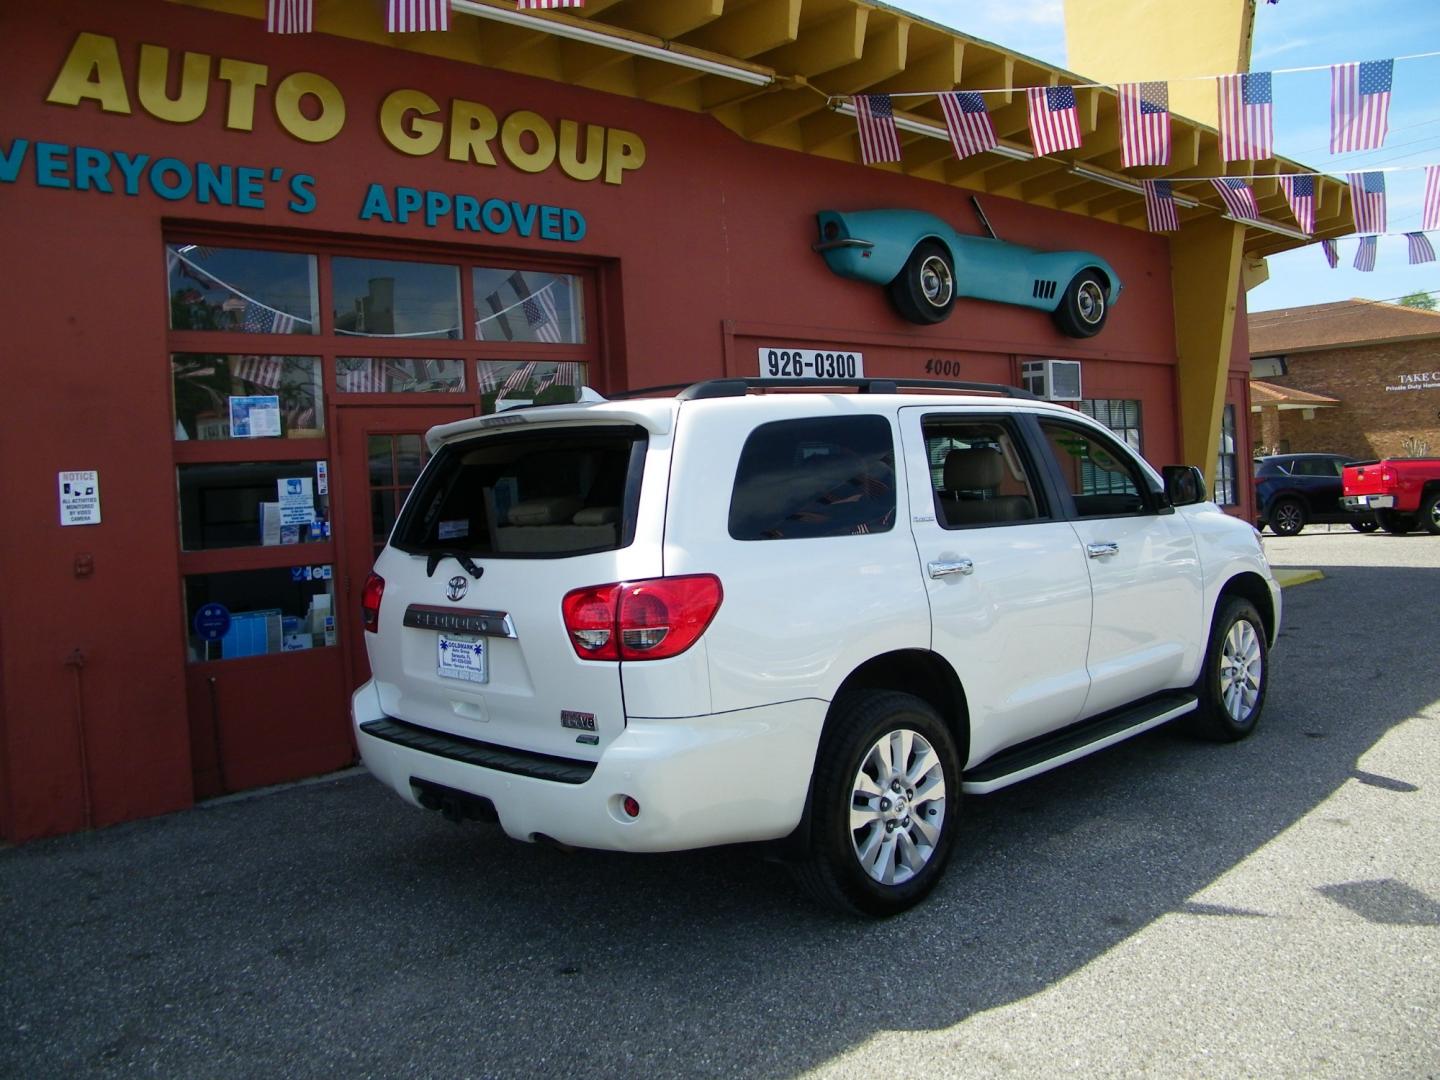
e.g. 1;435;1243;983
424;549;484;579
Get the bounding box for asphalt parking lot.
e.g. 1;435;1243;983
2;528;1437;1079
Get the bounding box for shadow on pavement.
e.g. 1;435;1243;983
1;564;1437;1078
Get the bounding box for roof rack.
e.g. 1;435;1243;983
613;378;1040;401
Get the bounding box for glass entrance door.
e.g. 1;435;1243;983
336;406;473;689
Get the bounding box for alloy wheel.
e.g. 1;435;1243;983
849;728;948;885
1219;619;1264;723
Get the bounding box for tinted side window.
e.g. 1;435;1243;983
1039;421;1149;517
729;416;896;541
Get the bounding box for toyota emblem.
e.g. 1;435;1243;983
446;575;469;602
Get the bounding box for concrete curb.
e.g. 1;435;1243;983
1273;568;1325;588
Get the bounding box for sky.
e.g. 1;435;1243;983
890;0;1440;312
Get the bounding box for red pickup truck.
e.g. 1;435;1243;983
1342;458;1440;534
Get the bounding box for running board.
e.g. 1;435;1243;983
961;691;1198;795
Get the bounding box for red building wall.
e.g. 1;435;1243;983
0;0;1187;839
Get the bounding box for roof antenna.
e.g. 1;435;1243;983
971;195;998;240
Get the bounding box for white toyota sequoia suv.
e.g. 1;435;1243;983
353;379;1278;916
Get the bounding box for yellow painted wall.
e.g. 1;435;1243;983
1063;0;1256;125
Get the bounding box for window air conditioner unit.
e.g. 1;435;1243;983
1021;359;1083;401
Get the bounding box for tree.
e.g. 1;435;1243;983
1398;291;1436;310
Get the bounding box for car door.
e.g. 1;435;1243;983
898;407;1093;767
1031;416;1205;718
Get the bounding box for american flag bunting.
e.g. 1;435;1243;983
1353;235;1377;272
1217;72;1273;161
1142;180;1179;232
1278;174;1316;234
1321;239;1339;269
266;0;313;33
1330;60;1392;154
853;94;902;165
522;288;563;344
233;355;284;389
387;0;449;32
341;359;383;392
1406;232;1436;265
1424;166;1440;232
1347;171;1386;234
1118;82;1171;167
1026;86;1082;156
938;92;997;161
1211;177;1260;221
243;304;297;335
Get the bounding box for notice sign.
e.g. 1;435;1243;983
58;470;101;526
277;476;316;526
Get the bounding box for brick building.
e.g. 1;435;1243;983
1249;299;1440;459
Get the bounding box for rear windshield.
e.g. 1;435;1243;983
391;424;647;558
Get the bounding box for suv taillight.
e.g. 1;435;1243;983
561;575;723;662
361;572;385;633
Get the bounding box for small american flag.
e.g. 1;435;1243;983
522;288;563;344
536;361;583;393
1211;177;1260;221
500;362;537;397
1423;166;1440;232
1142;180;1179;232
342;359;383;393
1406;232;1436;265
1118;82;1170;167
476;364;501;394
1278;174;1316;234
853;94;902;165
1353;235;1377;272
938;92;997;161
243;304;297;335
1331;60;1392;154
1321;239;1339;269
233;355;284;389
387;0;448;31
516;0;584;8
1217;72;1273;161
1347;171;1386;234
1026;86;1082;156
267;0;312;33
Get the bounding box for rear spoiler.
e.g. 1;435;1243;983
424;389;674;451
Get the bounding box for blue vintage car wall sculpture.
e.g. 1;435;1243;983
814;208;1123;337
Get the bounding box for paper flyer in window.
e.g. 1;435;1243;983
229;395;282;438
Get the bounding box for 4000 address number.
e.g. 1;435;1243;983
758;348;865;380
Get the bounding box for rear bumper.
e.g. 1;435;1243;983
353;682;827;853
1343;494;1395;509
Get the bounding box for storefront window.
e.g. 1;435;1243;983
184;566;336;662
473;268;585;344
177;461;331;551
1215;404;1238;506
478;361;586;412
1078;399;1142;452
332;257;461;339
172;354;324;440
336;357;466;393
167;244;318;334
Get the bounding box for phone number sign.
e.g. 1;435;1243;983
757;347;864;380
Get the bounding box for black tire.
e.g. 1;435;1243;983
1376;509;1416;535
792;690;961;917
1267;497;1306;536
1350;518;1379;533
1420;491;1440;536
1051;269;1109;338
1186;597;1268;742
886;241;956;325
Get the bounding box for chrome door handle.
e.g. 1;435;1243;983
928;559;974;579
1087;542;1120;559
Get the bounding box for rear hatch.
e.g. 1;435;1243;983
365;402;674;762
1342;460;1386;496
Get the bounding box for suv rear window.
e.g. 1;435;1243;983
728;415;896;540
391;425;646;558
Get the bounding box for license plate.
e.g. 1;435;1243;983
437;632;487;683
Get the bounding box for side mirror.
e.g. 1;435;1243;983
1162;465;1207;507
